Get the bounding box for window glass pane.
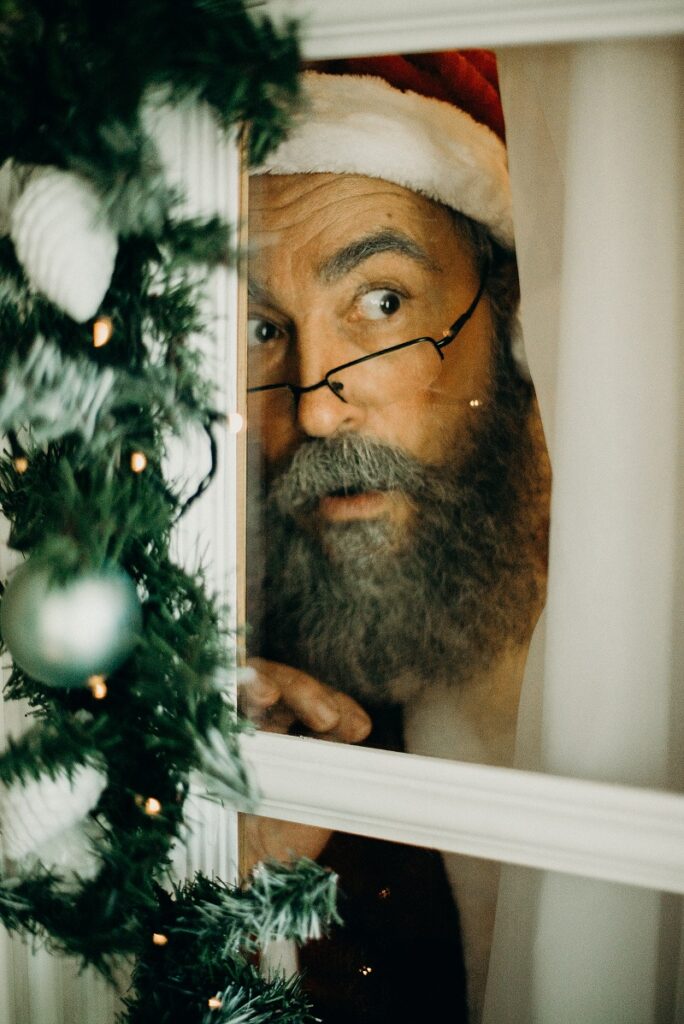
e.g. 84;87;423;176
243;47;550;763
242;48;551;1023
248;811;684;1024
253;824;471;1024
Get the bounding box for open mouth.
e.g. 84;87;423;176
317;488;391;522
326;485;366;498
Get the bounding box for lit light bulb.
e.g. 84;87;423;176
207;996;223;1010
227;411;244;434
144;796;162;816
130;451;148;473
88;674;108;699
13;457;28;474
152;932;168;946
92;316;114;348
359;965;373;977
469;398;482;408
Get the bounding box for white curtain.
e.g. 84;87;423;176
487;38;684;1023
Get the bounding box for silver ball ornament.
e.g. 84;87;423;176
1;561;142;687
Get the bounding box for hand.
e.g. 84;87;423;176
239;657;372;743
239;658;372;873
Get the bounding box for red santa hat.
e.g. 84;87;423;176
254;51;514;251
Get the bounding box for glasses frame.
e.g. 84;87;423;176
247;258;490;405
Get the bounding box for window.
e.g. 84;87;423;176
2;3;682;1020
237;4;684;1022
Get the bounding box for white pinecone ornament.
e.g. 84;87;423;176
10;167;118;322
0;764;107;880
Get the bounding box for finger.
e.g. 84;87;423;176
259;703;298;735
240;813;332;874
248;658;343;734
321;690;372;744
246;658;372;743
238;665;281;719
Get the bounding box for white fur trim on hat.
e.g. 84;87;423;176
255;71;514;250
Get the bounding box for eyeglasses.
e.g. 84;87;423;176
247;259;489;410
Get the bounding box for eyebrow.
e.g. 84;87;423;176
317;229;439;282
247;278;275;307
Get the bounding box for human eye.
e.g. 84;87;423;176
247;316;286;348
356;288;403;321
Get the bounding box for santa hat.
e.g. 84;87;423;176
254;51;514;251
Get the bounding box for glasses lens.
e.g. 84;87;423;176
248;337;488;412
327;340;443;407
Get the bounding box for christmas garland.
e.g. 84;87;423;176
0;2;339;1020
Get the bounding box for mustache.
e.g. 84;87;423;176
268;434;430;516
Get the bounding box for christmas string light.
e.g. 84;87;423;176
207;996;223;1010
152;932;168;946
87;674;108;699
130;451;148;473
12;456;28;474
135;794;162;815
92;316;114;348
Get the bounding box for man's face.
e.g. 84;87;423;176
248;173;495;546
247;172;548;704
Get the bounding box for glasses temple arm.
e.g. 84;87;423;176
438;258;491;351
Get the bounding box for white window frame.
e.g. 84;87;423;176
225;0;684;899
4;6;679;1020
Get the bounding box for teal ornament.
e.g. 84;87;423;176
1;561;142;687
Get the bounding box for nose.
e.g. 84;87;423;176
294;326;366;439
295;378;365;438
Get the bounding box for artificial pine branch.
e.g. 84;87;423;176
0;0;301;173
123;865;339;1024
0;713;106;787
0;3;335;1021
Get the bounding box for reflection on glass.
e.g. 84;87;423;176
297;829;468;1024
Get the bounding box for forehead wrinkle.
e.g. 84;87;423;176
317;229;440;284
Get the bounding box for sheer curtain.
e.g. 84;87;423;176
487;38;684;1023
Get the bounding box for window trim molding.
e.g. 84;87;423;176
264;0;684;58
242;731;684;894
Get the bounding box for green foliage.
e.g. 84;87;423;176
0;0;301;201
123;865;340;1024
0;712;107;786
0;2;334;1021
